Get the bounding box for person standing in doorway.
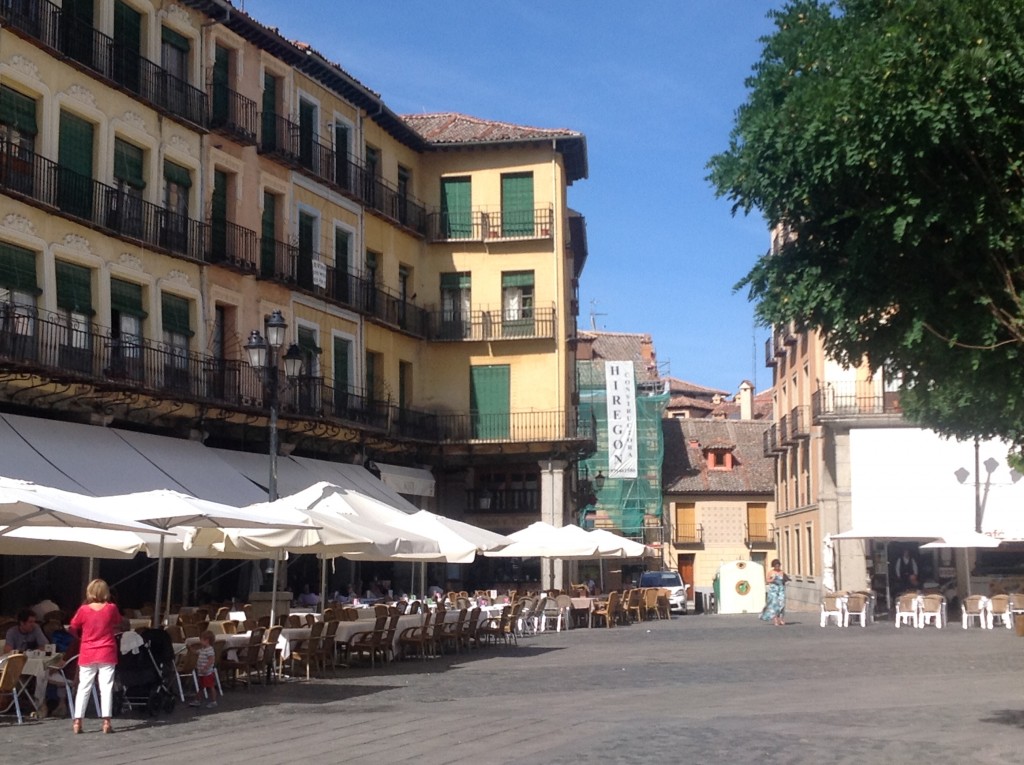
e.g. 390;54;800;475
894;549;919;594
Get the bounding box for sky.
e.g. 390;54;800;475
240;0;782;394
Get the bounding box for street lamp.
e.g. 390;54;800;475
244;309;303;502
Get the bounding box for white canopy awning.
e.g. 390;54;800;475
373;462;435;497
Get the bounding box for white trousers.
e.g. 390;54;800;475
74;662;115;719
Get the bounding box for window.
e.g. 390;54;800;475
332;335;352;414
161;292;191;390
363;145;380;204
298;99;316;171
501;172;534;236
0;85;38;196
470;365;510;440
706;448;734;470
55;260;93;371
111;138;144;236
60;0;95;67
397;165;411;224
364;250;379;313
58;110;94;218
674;502;698;544
211;45;232;129
501;271;534;337
210;169;229;263
161;27;190;82
261;72;279;151
365;349;382;402
333;228;351;304
260;191;278;278
162;160;191;253
398;360;412;411
333;122;351;189
295;326;321;414
297;211;316;290
440;176;471;239
746;502;768;543
806;525;814;575
0;242;38;357
440;272;471;339
398;264;410;327
109;278;145;380
112;1;142;93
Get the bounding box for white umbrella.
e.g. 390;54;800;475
485;521;602;559
586;528;649;558
920;531;1001;548
99;488;315;628
423;511;511;553
0;477;170;535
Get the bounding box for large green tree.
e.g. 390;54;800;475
708;0;1024;451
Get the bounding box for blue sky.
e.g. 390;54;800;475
240;1;781;394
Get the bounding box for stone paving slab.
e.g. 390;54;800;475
2;614;1023;764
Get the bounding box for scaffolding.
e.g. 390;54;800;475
577;360;668;540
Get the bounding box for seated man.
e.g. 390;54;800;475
4;609;47;653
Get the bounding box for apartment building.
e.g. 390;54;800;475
0;0;592;603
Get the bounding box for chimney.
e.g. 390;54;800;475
738;380;754;421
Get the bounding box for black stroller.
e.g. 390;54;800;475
114;628;177;716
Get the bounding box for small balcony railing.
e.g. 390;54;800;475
209;219;258;273
435;410;593;444
467;488;539;514
745;523;776;547
788;404;811;438
765;336;778;367
0;0;207;128
209;86;258;144
257;114;427;235
762;423;782;456
812;382;903;420
0;140;209;262
426;206;554;243
673;523;704;545
427;306;557;342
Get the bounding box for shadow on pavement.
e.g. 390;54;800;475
981;709;1024;729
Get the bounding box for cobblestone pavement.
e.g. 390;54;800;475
3;614;1024;764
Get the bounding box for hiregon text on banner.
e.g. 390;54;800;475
605;360;638;478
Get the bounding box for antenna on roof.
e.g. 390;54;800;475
751;319;758;391
589;299;607;331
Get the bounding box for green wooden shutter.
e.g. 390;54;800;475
365;351;377;399
210;170;228;261
0;86;38;136
0;242;39;294
110;278;145;317
299;99;315;167
113;138;145;189
441;177;471;238
501;271;534;288
260;192;276;277
334;229;350;302
55;261;93;314
161;292;192;336
440;272;471;290
261;73;277;149
501;172;534;236
333;336;350;389
212;46;230;125
113;1;141;91
161;26;190;53
58;110;93;218
470;365;510;439
297;212;315;289
334;124;350;187
163;160;192;188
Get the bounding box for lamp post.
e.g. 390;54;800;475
245;309;302;624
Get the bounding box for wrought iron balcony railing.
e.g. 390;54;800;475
209;86;258;144
788;404;811;439
745;523;776;546
426;206;555;243
467;488;539;514
673;523;704;545
209;219;258;273
762;423;782;456
812;382;903;420
427;306;557;342
0;140;209;262
0;0;207;128
434;410;593;444
257;113;427;235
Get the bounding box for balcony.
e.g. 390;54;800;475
765;336;778;367
435;410;593;444
467;488;539;514
812;382;903;421
745;523;776;547
426;207;554;243
210;87;258;145
788;404;811;439
427;306;556;342
778;414;792;444
209;219;258;273
258;114;427;235
0;141;209;263
762;423;782;456
0;0;207;129
673;523;704;546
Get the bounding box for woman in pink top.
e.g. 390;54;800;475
69;579;121;734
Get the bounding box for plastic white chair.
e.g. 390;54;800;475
819;593;845;627
988;594;1013;629
919;594;945;628
844;593;870;628
961;595;989;629
895;594;920;629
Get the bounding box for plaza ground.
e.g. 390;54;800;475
3;613;1023;764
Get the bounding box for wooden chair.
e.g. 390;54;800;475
655;589;671;620
0;653;28;724
398;611;434;660
261;624;283;683
166;624;185;643
288;621;326;679
345;616;387;668
641;589;659;621
340;607;359;622
440;608;468;654
380;610;402;663
460;607;482;650
286;614;302;628
624;589;643;624
408;600;422;615
477;606;509;646
395;600;409;614
374;603;389;619
430;607;450;652
322;607;336;622
321;619;341;670
214;606;230;621
591;592;621;628
220;627;264;689
174;645;199;702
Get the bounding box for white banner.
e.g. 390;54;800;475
605;361;637;478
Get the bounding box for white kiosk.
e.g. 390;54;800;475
716;561;766;614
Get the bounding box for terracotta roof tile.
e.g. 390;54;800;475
400;112;582;145
662;419;775;494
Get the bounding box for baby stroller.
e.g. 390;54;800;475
114;628;177;716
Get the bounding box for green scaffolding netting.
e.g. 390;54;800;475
577;360;668;535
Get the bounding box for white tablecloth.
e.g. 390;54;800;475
335;614;421;657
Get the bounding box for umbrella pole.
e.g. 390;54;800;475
165;557;174;622
269;553;281;627
152;535;167;628
319;556;327;613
